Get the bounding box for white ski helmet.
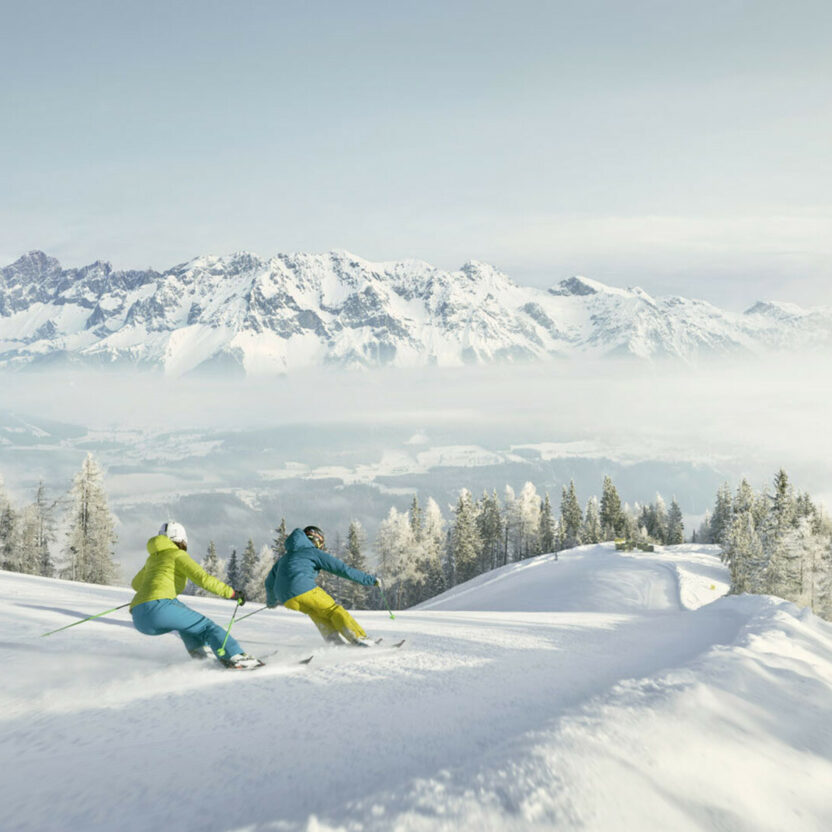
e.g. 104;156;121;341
159;521;188;547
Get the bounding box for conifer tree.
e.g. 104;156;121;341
600;476;624;540
451;489;482;584
666;499;684;545
343;520;369;609
581;496;602;544
409;496;423;540
710;483;734;546
539;492;557;554
559;482;582;549
196;541;225;596
477;490;503;572
226;548;240;589
62;454;118;585
247;545;275;603
241;538;259;595
0;498;19;572
32;482;56;577
421;498;447;600
272;518;288;560
650;494;669;543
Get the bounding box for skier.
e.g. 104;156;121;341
130;521;262;669
265;525;378;646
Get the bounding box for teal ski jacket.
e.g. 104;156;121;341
265;528;376;605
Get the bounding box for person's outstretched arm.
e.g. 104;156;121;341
176;550;236;599
315;550;376;586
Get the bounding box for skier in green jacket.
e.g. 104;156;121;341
130;521;262;669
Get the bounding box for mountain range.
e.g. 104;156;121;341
1;249;829;375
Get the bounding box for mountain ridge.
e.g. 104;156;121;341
1;249;830;375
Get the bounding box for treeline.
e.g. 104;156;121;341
697;469;832;619
210;477;681;612
0;454;118;584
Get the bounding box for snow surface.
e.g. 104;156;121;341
2;544;831;832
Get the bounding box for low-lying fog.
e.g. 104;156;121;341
1;355;829;575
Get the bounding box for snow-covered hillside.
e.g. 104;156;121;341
2;250;830;374
2;543;831;831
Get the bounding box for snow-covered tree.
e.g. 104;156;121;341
0;494;20;573
342;520;370;609
508;482;541;560
600;476;624;540
240;538;260;598
376;507;418;608
226;548;241;589
559;482;582;550
710;483;734;546
420;498;447;600
666;499;684;545
450;489;482;584
539;492;557;554
62;454;118;585
581;496;602;544
196;541;226;596
247;544;275;603
477;490;503;572
272;518;288;560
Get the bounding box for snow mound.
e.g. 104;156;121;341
415;543;729;613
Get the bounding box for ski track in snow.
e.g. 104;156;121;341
1;544;831;832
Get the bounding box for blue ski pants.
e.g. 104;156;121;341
131;598;243;658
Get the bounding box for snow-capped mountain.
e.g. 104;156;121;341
1;249;829;375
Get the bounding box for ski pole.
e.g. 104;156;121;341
217;599;242;657
376;581;396;620
41;602;131;637
236;605;269;622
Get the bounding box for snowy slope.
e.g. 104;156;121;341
2;544;831;832
2;250;830;374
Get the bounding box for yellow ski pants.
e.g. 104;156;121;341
284;587;367;643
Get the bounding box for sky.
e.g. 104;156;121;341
2;0;831;310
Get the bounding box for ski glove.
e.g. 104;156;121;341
233;589;246;606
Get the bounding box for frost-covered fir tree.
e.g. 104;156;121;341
247;544;274;603
240;538;259;594
763;469;798;596
226;548;241;589
725;509;765;594
667;499;684;545
451;489;482;584
652;495;669;543
0;494;20;573
342;520;370;609
31;482;56;577
196;541;226;596
62;454;118;585
376;507;418;608
272;518;288;560
420;498;447;600
508;482;541;560
559;482;582;550
710;483;734;546
581;496;602;544
600;476;624;540
477;490;504;572
539;492;557;554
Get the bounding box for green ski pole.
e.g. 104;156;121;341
377;581;396;620
217;600;242;657
41;602;131;637
236;605;269;623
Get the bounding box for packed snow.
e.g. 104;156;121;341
2;543;831;831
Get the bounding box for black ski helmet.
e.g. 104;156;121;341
304;525;325;549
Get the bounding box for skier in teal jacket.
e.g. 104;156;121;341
265;526;378;645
